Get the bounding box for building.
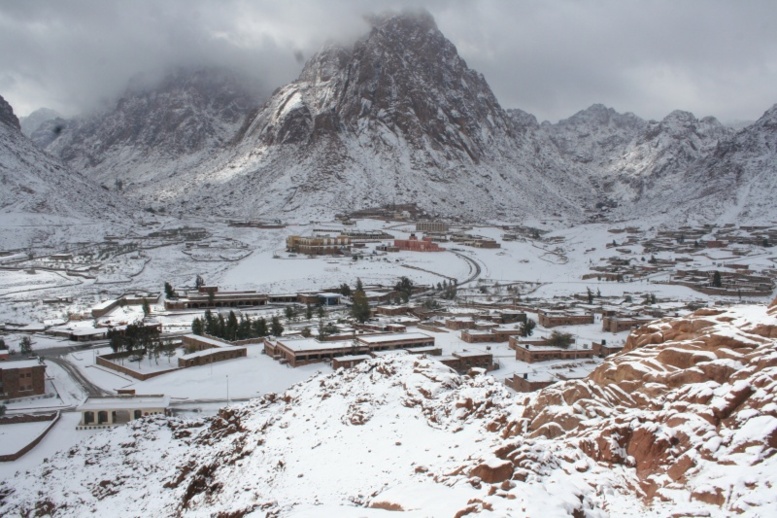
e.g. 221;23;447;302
394;234;444;252
460;328;524;343
601;314;655;333
511;339;596;364
286;235;351;255
264;337;365;367
165;289;268;310
332;354;373;370
0;360;46;399
416;221;450;233
354;332;435;351
538;310;594;328
439;352;494;373
592;340;623;358
504;372;557;392
264;332;436;367
77;394;170;429
178;334;247;368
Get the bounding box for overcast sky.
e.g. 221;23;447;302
1;0;775;123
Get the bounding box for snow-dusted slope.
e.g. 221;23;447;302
40;67;259;198
3;301;777;516
0;94;132;248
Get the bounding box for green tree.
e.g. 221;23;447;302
19;336;33;355
270;316;284;337
162;339;177;365
191;317;204;336
226;311;239;341
195;274;205;288
284;306;297;322
586;287;593;304
0;337;7;350
339;283;352;297
519;318;536;337
395;276;414;303
252;317;268;337
351;290;371;323
305;304;313;321
712;271;722;288
547;331;574;349
164;282;175;299
355;278;364;293
317;305;325;320
142;298;151;318
300;327;312;338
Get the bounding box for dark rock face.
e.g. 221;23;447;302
36;66;260;191
0;95;21;131
248;10;514;164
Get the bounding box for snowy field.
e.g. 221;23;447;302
2;217;777;478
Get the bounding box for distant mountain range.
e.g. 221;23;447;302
0;94;133;249
10;11;777;226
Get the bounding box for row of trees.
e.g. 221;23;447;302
107;323;177;365
191;310;284;341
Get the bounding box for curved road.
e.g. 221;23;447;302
451;251;483;285
46;356;112;398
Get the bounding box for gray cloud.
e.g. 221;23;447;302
1;0;775;123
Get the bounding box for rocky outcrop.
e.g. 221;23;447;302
0;94;20;130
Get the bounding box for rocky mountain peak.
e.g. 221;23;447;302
0;94;20;131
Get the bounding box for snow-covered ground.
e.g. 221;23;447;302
1;218;776;484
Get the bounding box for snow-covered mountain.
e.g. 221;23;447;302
39;67;260;198
29;10;777;226
0;94;132;249
3;301;777;516
19;107;61;138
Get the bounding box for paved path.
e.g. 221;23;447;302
450;251;483;285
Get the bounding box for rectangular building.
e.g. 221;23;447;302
0;360;46;399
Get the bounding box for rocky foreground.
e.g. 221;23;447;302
2;302;777;517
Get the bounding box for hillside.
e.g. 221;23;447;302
0;94;133;249
26;11;777;226
2;300;776;516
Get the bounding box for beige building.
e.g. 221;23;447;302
286;235;351;255
77;394;170;429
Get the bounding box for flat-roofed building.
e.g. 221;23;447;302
77;394;170;429
265;332;435;367
354;332;435;351
0;360;46;399
439;351;494;373
178;334;247;368
264;337;365;367
165;290;268;310
286;235;351;255
538;310;594;328
512;341;595;364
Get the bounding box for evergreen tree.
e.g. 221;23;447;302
712;271;722;288
252;317;268;337
237;315;251;340
191;317;204;336
226;311;239;341
317;305;325;320
351;290;371;323
164;282;175;299
547;330;574;348
306;304;313;321
270;316;284;337
519;318;536;337
19;336;33;355
355;278;364;293
586;287;594;304
339;283;352;297
142;298;151;318
195;274;205;288
203;310;215;335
